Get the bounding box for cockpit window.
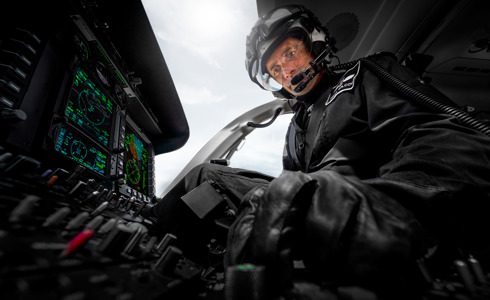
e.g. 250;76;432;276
228;114;291;177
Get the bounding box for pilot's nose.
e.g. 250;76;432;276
282;67;295;80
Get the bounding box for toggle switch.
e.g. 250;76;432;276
155;233;177;255
68;181;87;198
82;191;100;204
154;246;183;275
90;201;108;217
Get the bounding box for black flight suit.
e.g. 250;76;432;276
226;53;490;294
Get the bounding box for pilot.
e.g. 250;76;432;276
232;4;490;296
145;4;490;298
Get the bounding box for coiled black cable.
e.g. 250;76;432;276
331;57;490;136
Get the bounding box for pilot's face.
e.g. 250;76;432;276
265;37;323;97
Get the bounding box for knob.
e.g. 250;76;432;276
1;108;27;122
84;215;105;231
43;207;71;227
9;195;40;223
64;211;90;231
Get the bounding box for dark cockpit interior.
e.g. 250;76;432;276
1;0;489;299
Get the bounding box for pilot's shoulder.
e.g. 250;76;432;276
364;51;397;64
361;51;409;75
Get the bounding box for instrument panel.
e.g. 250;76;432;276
0;1;200;299
44;19;157;200
0;6;160;201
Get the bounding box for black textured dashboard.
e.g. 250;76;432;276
0;153;205;299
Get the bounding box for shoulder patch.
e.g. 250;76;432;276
325;61;361;106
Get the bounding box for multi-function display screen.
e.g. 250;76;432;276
54;124;108;176
123;127;149;196
65;67;114;147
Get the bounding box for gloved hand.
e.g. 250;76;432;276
226;170;318;294
225;184;266;266
226;169;423;297
253;171;318;290
303;170;423;292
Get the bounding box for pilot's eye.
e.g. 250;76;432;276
285;50;296;61
272;66;281;78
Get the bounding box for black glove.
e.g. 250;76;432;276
226;170;318;294
226;169;423;297
303;170;423;292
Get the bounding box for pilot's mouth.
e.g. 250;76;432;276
285;71;304;89
286;77;306;91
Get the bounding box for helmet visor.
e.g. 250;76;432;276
256;37;313;92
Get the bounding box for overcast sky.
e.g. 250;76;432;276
141;0;291;196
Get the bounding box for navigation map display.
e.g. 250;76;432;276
123;127;149;196
54;124;108;176
65;67;114;148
